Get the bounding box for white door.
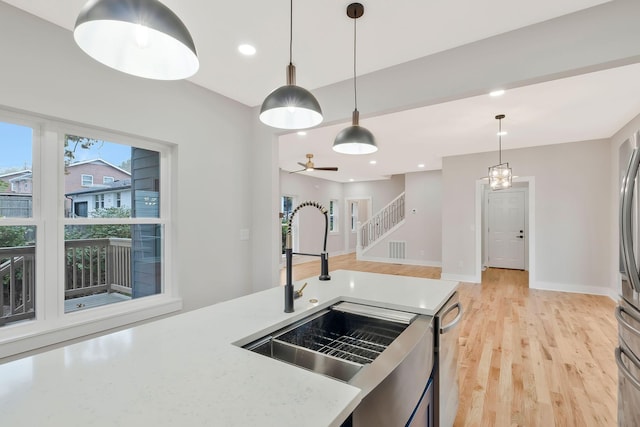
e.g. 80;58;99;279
487;190;526;269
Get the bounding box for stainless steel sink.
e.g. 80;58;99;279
241;301;435;426
243;302;416;382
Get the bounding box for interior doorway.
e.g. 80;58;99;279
475;177;535;285
344;197;372;253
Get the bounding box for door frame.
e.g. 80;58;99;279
484;186;528;270
344;196;373;253
475;176;536;284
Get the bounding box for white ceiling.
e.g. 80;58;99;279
5;0;635;183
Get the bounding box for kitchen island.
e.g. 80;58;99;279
0;270;458;427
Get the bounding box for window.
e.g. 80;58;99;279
0;108;175;355
351;202;359;232
65;134;162;313
0;119;35;327
281;195;294;254
103;176;114;184
81;174;93;187
94;194;105;209
329;200;338;232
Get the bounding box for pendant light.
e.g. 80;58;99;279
260;0;323;130
333;3;377;155
488;114;513;190
74;0;199;80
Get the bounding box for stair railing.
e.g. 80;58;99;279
358;192;405;253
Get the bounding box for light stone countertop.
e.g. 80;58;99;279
0;270;458;427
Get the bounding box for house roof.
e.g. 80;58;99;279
67;159;130;176
65;179;131;197
0;169;32;179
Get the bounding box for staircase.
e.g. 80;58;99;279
357;192;405;257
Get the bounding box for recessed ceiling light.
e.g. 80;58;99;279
238;44;256;56
497;131;508;136
349;178;355;182
489;89;505;97
369;160;377;165
297;131;307;136
418;164;425;168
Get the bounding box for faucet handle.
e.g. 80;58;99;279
294;282;308;299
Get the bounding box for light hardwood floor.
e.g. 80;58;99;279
282;254;618;427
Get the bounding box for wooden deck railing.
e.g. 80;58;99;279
1;238;132;326
0;247;35;326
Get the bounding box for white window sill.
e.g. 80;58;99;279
0;295;182;360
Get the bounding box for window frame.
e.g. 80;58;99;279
0;108;180;359
103;176;114;184
81;174;93;187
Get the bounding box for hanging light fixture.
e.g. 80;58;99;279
488;114;513;190
260;0;323;130
333;3;377;155
74;0;199;80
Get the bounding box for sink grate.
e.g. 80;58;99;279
301;324;401;365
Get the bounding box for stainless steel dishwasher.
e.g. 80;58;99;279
434;292;463;427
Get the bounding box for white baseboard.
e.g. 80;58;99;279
532;281;617;298
356;254;442;268
440;273;480;283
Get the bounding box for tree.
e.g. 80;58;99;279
64;135;101;173
119;159;131;173
64;207;132;240
0;226;29;248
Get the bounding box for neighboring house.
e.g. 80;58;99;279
65;159;130;194
64;159;131;217
0;170;32;194
0;170;33;217
65;179;132;217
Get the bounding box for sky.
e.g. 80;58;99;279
0;121;131;173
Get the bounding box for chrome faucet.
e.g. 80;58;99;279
284;201;331;313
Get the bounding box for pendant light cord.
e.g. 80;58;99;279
353;14;358;111
498;117;502;164
289;0;293;65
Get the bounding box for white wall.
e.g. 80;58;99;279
0;3;254;311
343;175;405;213
363;171;442;266
442;139;612;294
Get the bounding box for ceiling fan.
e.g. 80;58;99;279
290;154;338;173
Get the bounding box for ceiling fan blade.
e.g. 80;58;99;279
289;168;306;174
314;167;338;171
297;162;307;168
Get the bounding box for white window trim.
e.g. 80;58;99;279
0;108;180;360
81;174;93;187
103;176;114;184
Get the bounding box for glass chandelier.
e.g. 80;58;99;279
488;114;512;190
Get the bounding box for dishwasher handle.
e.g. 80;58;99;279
616;344;640;391
439;302;463;334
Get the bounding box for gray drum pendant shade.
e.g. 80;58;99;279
259;0;323;130
333;3;377;155
260;64;323;130
74;0;199;80
333;110;377;154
